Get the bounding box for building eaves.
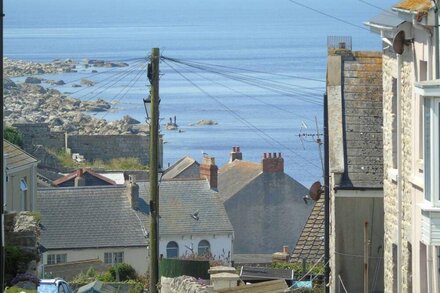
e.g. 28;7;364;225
364;10;405;31
4;140;38;171
393;0;433;14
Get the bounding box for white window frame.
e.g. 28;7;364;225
424;97;440;206
104;252;124;265
47;253;67;265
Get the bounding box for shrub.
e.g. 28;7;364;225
5;246;36;283
4;127;23;147
109;263;137;281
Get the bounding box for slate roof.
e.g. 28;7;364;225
365;10;405;30
290;198;324;264
394;0;433;13
217;160;262;201
340;51;384;188
4;140;38;171
38;179;233;250
138;180;233;235
37;186;149;250
162;156;200;180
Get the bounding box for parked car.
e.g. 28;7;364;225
37;278;73;293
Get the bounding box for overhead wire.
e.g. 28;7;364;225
287;0;371;32
162;59;321;173
357;0;395;15
162;56;324;106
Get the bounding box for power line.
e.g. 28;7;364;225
162;59;321;173
287;0;371;32
357;0;395;15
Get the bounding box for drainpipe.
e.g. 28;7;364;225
397;53;403;293
435;2;440;79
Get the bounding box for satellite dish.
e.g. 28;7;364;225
309;181;324;201
393;31;406;55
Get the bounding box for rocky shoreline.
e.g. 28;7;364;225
3;58;148;135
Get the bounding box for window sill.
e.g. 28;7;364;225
387;168;398;183
409;175;424;190
418;202;440;212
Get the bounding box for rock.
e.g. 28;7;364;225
121;115;141;124
3;78;17;89
193;119;218;126
72;84;82;88
24;77;42;84
46;79;65;85
80;79;96;86
91;70;98;73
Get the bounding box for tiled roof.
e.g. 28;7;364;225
290;198;324;264
37;186;149;250
340;51;383;188
394;0;433;13
4;140;38;171
162;156;200;180
217;160;262;201
38;179;233;250
138;180;233;235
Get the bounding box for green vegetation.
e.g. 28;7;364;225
53;148;147;170
71;264;145;293
5;245;36;281
5;286;37;293
4;127;23;147
272;262;324;278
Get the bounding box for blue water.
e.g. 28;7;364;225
4;0;395;186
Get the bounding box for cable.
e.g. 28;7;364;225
162;56;324;105
357;0;395;15
287;0;371;32
162;59;321;173
169;58;316;122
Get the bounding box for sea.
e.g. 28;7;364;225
4;0;395;187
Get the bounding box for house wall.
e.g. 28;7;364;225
332;192;384;293
381;40;432;292
6;165;37;212
42;247;149;275
224;173;311;254
159;233;233;262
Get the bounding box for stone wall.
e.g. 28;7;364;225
161;276;211;293
382;47;414;293
14;123;162;167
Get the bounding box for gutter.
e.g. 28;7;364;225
334;186;383;191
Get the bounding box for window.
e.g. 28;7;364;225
198;240;210;256
166;241;179;258
20;178;28;210
104;252;124;265
47;253;67;265
424;97;440;205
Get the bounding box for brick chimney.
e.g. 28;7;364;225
262;152;284;173
126;175;139;209
200;156;218;190
229;146;243;162
74;168;86;187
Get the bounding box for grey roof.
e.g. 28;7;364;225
4;140;38;171
291;198;324;264
37;179;233;250
162;156;200;180
217;160;262;202
138;180;233;235
365;10;404;30
340;51;384;188
37;186;149;250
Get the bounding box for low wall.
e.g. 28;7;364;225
14;123;163;167
161;276;211;293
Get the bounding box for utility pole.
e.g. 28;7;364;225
363;221;369;293
1;0;5;290
148;48;160;293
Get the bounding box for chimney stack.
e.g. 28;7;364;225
200;156;218;190
126;175;139;209
262;152;284;173
74;168;86;187
229;146;243;162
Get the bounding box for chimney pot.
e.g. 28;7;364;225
268;153;272;158
278;152;282;158
237;147;240;152
262;151;284;173
229;146;242;162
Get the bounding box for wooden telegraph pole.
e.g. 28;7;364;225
148;48;160;293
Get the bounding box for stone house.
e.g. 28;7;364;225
162;156;200;180
366;0;440;291
326;46;384;292
37;176;233;275
4;140;38;212
215;147;312;254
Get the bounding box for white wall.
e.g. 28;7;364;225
159;233;233;262
42;247;149;275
